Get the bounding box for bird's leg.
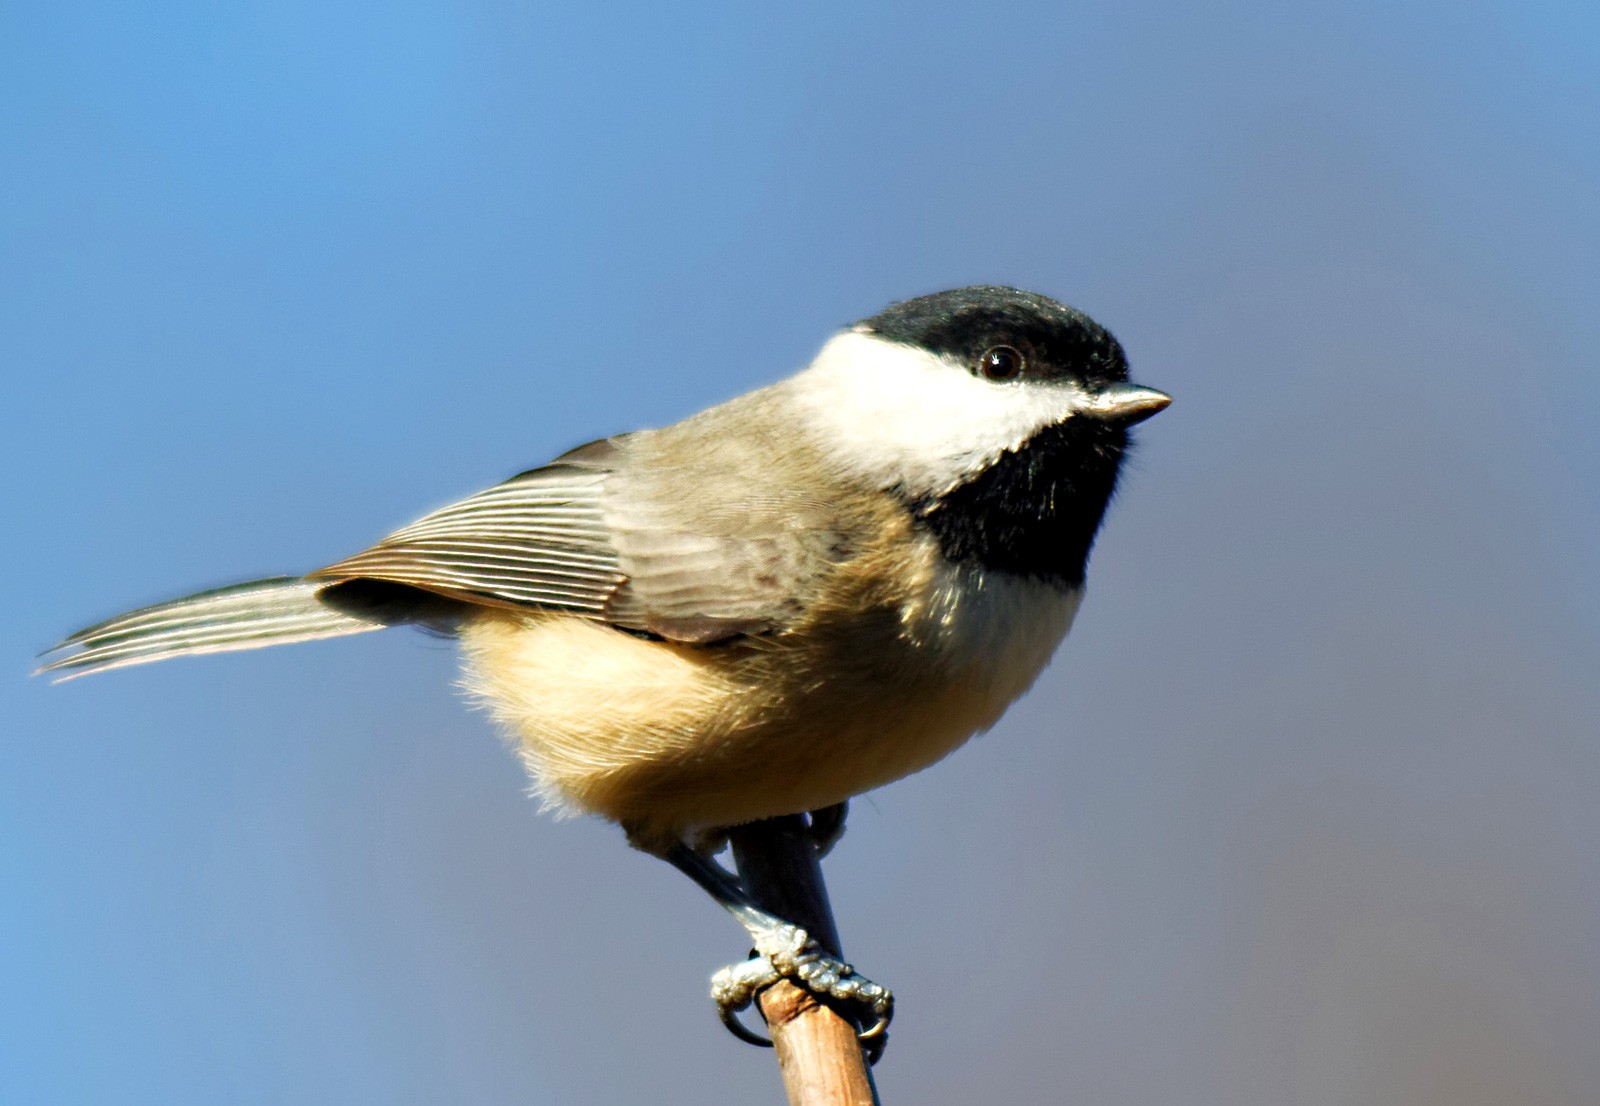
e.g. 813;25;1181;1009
661;842;893;1052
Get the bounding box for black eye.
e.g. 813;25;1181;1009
978;345;1024;381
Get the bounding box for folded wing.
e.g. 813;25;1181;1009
312;442;625;615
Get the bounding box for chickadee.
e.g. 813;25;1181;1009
43;285;1169;1048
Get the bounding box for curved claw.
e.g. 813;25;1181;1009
710;950;781;1047
719;1002;775;1048
856;1000;893;1042
708;926;894;1058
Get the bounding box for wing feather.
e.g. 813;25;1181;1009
38;578;392;679
310;406;865;644
310;450;626;614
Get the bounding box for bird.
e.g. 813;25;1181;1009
41;285;1170;1048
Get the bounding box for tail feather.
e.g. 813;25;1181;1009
39;577;394;680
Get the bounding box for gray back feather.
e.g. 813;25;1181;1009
309;390;863;644
45;383;870;676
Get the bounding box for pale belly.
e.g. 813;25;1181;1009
459;563;1080;843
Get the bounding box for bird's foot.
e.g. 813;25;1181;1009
805;802;849;858
709;922;893;1057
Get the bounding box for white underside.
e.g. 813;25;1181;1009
904;559;1081;679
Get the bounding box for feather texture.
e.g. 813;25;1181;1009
309;415;866;643
310;451;625;614
38;578;391;679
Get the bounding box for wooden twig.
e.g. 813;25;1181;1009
728;815;881;1106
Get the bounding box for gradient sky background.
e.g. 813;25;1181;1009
5;3;1598;1103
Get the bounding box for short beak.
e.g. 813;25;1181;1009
1083;383;1172;426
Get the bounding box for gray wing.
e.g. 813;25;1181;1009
599;395;863;642
600;494;850;642
312;426;855;643
311;440;626;615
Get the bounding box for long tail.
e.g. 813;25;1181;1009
38;577;398;680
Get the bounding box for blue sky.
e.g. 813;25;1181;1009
5;3;1598;1102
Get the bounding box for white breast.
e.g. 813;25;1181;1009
904;558;1082;721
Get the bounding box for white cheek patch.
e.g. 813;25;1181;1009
784;330;1091;497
